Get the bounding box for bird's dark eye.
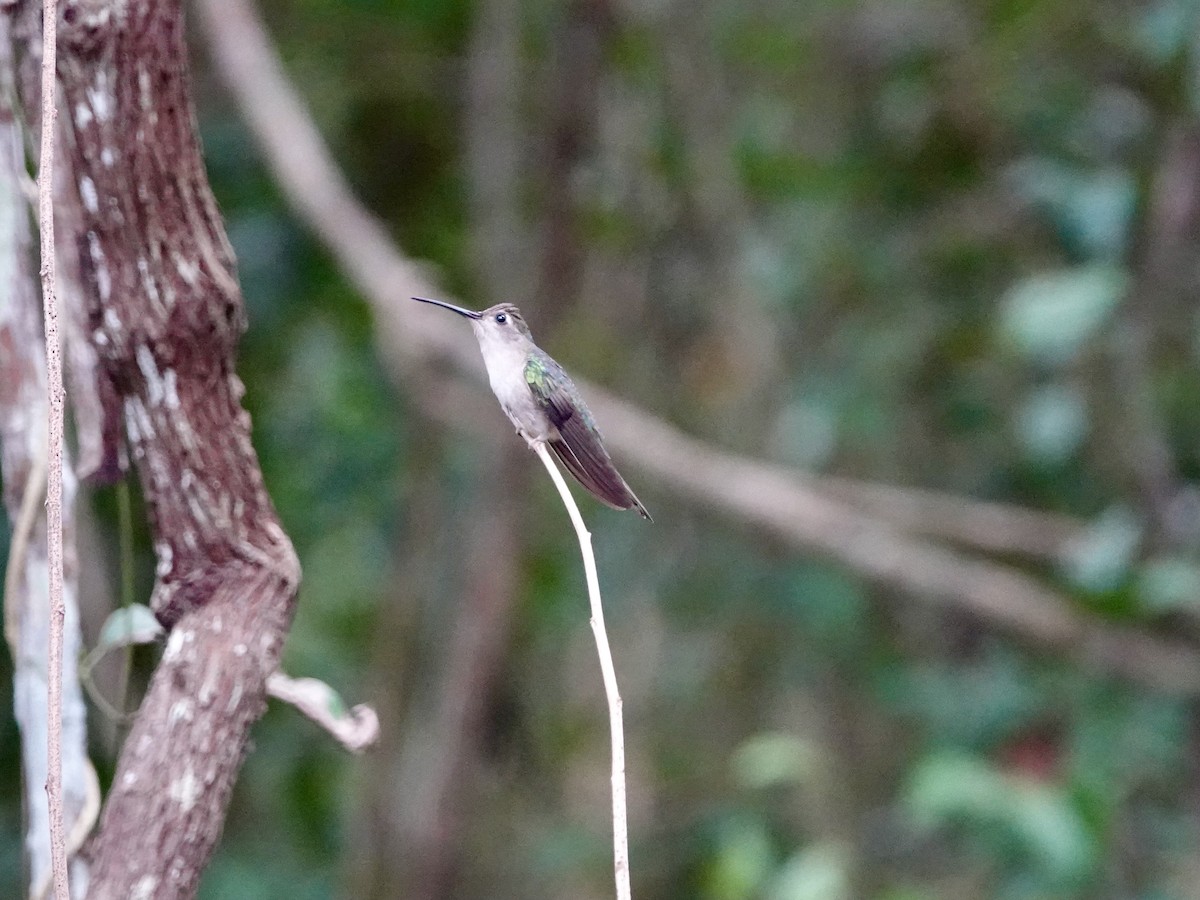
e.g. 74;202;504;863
495;313;507;324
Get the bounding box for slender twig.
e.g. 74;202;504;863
32;760;101;900
36;0;68;896
533;442;630;900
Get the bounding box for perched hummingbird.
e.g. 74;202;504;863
413;297;652;521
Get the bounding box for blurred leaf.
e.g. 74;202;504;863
1070;685;1188;792
1009;159;1136;259
1013;783;1096;880
907;753;1095;882
704;818;774;900
787;563;868;653
907;753;1012;827
1064;506;1143;594
1001;265;1128;365
1016;383;1088;464
1134;0;1196;64
79;604;166;716
732;733;819;789
722;19;809;74
1136;557;1200;612
96;603;163;652
1066;170;1137;259
767;842;850;900
882;648;1043;748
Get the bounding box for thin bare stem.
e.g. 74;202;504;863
36;0;69;896
533;442;631;900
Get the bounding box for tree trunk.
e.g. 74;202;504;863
9;0;301;895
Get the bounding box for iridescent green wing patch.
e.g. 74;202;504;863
523;352;635;511
524;354;551;398
526;354;601;431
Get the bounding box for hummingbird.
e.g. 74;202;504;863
413;297;651;521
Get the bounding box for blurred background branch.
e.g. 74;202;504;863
193;0;1134;669
182;6;1200;893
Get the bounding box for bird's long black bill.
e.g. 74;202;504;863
412;297;482;319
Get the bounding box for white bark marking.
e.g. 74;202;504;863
168;699;194;725
86;71;112;124
155;540;174;577
130;875;159;900
125;397;155;444
87;232;111;301
197;665;219;706
137;257;163;313
137;67;154;117
79;176;98;213
162;369;179;409
175;254;200;286
136;345;164;404
163;628;193;664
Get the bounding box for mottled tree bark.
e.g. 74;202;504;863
8;0;300;896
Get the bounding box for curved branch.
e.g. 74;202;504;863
814;477;1082;561
266;672;380;754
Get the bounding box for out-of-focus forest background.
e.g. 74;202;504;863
7;0;1200;897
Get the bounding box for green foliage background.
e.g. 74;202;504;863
8;0;1200;897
